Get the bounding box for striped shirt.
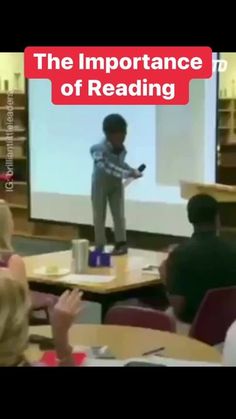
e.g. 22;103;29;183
90;140;134;179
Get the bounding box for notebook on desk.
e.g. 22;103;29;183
142;265;160;276
41;346;116;366
40;351;87;366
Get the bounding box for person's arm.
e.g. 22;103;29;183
159;244;179;284
90;145;136;179
50;289;83;366
8;254;29;293
165;250;187;319
168;295;185;318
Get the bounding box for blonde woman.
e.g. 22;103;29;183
0;200;58;317
0;266;82;366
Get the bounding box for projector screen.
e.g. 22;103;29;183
29;55;217;237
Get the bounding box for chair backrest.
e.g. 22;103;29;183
189;286;236;345
105;305;176;332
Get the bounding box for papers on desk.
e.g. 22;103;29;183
139;356;222;367
86;359;124;366
32;267;114;284
82;356;221;367
67;345;222;367
142;265;160;276
59;273;115;285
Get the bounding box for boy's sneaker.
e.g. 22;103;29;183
95;246;104;253
111;242;128;256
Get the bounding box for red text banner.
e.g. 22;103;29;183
24;46;212;105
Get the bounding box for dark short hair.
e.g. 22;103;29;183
187;194;219;225
103;114;127;134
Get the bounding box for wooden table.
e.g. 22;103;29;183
24;250;167;319
26;324;221;364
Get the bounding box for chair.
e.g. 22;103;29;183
29;292;58;326
189;287;236;346
30;307;51;326
105;305;176;332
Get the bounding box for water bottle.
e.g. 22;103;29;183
71;239;89;273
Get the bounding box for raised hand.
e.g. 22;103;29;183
51;289;83;334
50;289;84;365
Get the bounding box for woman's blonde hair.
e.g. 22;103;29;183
0;270;29;366
0;200;13;252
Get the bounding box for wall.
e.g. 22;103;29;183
156;80;205;186
219;53;236;98
0;53;25;92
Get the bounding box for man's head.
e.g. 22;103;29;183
103;114;127;149
187;194;220;231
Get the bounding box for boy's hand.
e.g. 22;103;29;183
132;170;143;179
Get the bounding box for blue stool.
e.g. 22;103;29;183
89;250;111;267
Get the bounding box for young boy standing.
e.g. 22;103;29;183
90;114;142;256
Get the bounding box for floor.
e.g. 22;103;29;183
14;236;165;325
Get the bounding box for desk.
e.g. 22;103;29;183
26;324;221;364
24;250;166;319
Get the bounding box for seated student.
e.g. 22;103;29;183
0;264;83;366
0;200;58;316
164;194;236;324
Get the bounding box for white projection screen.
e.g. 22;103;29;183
28;53;217;237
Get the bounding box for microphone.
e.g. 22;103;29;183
137;164;146;173
124;163;146;187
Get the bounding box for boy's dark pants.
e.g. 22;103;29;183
92;177;126;248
